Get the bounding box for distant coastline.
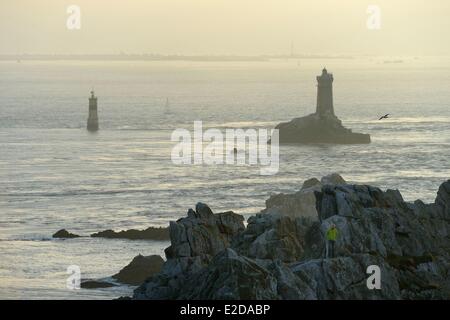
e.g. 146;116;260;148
0;53;354;62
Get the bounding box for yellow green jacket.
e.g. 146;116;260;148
326;227;338;241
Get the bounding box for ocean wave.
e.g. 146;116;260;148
357;116;450;125
0;189;157;198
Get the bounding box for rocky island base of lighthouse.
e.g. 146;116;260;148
87;90;99;132
275;69;371;144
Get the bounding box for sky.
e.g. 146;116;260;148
0;0;449;56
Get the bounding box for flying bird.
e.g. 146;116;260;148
378;114;390;120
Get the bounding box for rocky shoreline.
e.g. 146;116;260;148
132;174;450;299
63;174;450;299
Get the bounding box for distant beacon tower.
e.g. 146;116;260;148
87;90;99;131
316;68;334;117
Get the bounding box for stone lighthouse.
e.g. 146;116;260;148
87;90;99;132
316;68;334;117
273;68;371;144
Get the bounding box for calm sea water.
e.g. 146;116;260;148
1;57;449;299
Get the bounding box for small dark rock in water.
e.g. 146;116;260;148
90;226;169;240
112;254;164;285
52;229;80;239
165;203;245;260
81;279;117;289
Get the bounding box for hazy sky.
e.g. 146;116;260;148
1;0;449;55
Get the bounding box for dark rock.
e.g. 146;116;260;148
112;254;164;285
81;279;117;289
273;69;370;145
52;229;80;239
232;213;306;263
195;202;214;219
313;183;448;258
302;177;321;190
136;249;278;300
264;189;318;220
276;113;370;144
290;254;400;299
90;226;169;240
132;177;450;300
262;174;345;220
165;204;245;259
134;203;245;299
435;180;450;218
321;173;347;185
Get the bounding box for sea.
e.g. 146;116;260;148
0;56;449;299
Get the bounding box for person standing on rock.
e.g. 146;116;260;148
326;224;338;258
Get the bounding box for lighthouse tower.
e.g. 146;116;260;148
87;90;99;131
316;68;334;117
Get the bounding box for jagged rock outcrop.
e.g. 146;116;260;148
52;229;80;239
164;202;245;259
80;254;164;289
435;180;450;217
81;279;117;289
289;254;400;299
231;213;310;262
274;69;370;144
276;113;371;144
53;226;169;240
90;226;169;240
133;178;450;300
